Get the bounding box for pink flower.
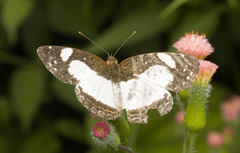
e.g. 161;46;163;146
222;126;234;142
207;131;223;148
173;32;214;59
175;110;185;124
221;95;240;122
195;60;218;85
93;122;110;138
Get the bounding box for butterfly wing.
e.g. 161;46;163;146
37;46;120;120
119;52;199;123
37;45;108;85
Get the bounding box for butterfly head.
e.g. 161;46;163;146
106;56;118;65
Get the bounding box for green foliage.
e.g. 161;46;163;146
1;0;36;43
0;0;240;153
51;78;83;112
10;67;46;131
54;118;84;142
19;128;61;153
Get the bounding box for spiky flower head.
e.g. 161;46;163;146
195;60;218;85
91;121;120;150
173;32;214;59
93;121;110;138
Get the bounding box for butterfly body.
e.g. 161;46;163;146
37;45;199;123
106;56;120;83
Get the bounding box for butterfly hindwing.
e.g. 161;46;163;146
119;52;199;123
120;77;173;123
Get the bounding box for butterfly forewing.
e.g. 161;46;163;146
37;46;108;85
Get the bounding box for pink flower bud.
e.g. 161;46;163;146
221;95;240;122
195;60;218;85
175;111;185;124
207;131;223;148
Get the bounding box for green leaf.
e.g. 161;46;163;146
22;9;53;57
1;0;36;43
0;96;11;124
19;129;60;153
0;136;9;153
46;0;115;36
46;0;93;35
10;67;45;131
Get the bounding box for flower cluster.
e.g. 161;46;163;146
174;32;218;132
173;32;218;86
205;95;239;150
173;31;219;153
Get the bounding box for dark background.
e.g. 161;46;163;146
0;0;240;152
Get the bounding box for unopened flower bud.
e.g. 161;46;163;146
91;121;120;149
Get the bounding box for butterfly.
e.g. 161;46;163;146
37;45;199;123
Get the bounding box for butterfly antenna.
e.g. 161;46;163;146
78;31;110;56
113;31;136;57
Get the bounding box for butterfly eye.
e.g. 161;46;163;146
106;59;110;65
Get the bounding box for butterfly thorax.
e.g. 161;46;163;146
106;56;120;83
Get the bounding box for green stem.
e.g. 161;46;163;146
175;92;188;153
110;111;132;152
121;136;129;148
187;131;196;153
182;126;188;153
175;92;185;110
119;145;134;153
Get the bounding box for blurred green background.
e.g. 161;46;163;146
0;0;240;153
